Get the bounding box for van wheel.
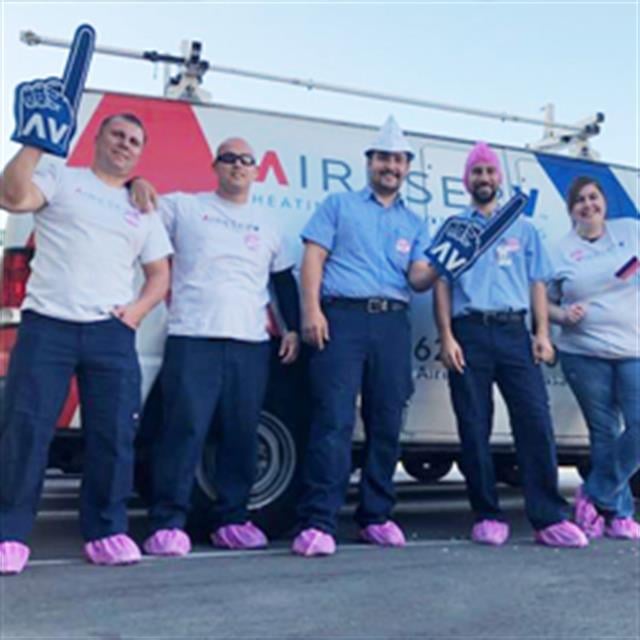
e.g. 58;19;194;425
401;455;453;483
190;409;301;538
137;342;309;539
495;463;522;487
630;471;640;498
577;461;591;482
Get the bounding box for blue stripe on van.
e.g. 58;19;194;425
535;152;639;220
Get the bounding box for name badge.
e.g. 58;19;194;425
244;232;260;251
395;238;411;254
496;237;520;267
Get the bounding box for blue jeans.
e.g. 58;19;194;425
149;337;270;532
297;306;413;536
0;311;141;542
560;352;640;517
448;317;569;530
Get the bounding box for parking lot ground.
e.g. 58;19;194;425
1;471;639;639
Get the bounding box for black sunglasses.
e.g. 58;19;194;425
215;152;256;167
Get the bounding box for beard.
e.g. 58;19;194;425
371;171;402;196
472;184;497;205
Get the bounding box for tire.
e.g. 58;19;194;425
134;374;164;506
401;454;453;483
577;461;591;482
494;463;522;487
630;471;640;498
190;409;302;538
188;341;310;539
351;446;364;472
49;430;84;474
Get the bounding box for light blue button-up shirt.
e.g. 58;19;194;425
301;187;431;302
450;207;553;317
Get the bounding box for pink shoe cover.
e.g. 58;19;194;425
471;520;510;546
605;518;640;540
359;521;406;547
211;522;268;550
291;528;336;557
84;533;142;566
0;541;30;575
574;486;605;539
535;521;589;548
143;529;191;556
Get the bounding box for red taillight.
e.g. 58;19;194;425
0;248;34;308
0;327;18;376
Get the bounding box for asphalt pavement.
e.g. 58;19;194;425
1;469;639;639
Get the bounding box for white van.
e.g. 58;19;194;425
1;89;639;535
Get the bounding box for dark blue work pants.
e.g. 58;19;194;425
0;311;141;543
448;317;568;530
148;336;270;532
297;307;413;535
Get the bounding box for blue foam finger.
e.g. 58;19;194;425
478;191;529;249
61;24;96;113
425;218;482;282
19;83;37;109
43;79;66;111
425;192;529;282
11;24;96;157
12;77;74;156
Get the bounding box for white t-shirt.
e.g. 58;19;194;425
24;163;173;322
159;191;293;341
549;218;639;359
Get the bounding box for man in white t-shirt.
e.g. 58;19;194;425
0;114;172;575
139;137;301;557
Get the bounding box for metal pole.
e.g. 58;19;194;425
20;30;184;64
206;63;588;133
20;30;587;134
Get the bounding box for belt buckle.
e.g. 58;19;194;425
495;311;514;323
367;298;388;313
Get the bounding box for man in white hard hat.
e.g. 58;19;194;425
292;116;439;556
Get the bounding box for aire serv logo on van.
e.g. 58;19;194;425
69;92;549;229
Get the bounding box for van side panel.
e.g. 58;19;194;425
3;91;639;453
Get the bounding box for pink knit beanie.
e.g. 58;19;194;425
463;142;502;192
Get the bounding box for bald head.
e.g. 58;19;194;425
213;137;258;204
216;137;254;158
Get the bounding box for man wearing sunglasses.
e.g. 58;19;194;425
137;137;300;556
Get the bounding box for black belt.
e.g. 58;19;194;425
457;310;526;325
322;297;408;313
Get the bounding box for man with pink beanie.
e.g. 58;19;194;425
433;142;588;548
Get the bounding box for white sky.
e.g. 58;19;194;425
1;0;638;232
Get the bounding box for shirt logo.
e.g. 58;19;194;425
124;210;141;228
202;213;259;233
570;249;586;262
495;237;520;267
73;186;128;214
395;238;411;254
244;232;260;251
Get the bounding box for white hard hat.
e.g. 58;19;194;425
364;115;415;161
